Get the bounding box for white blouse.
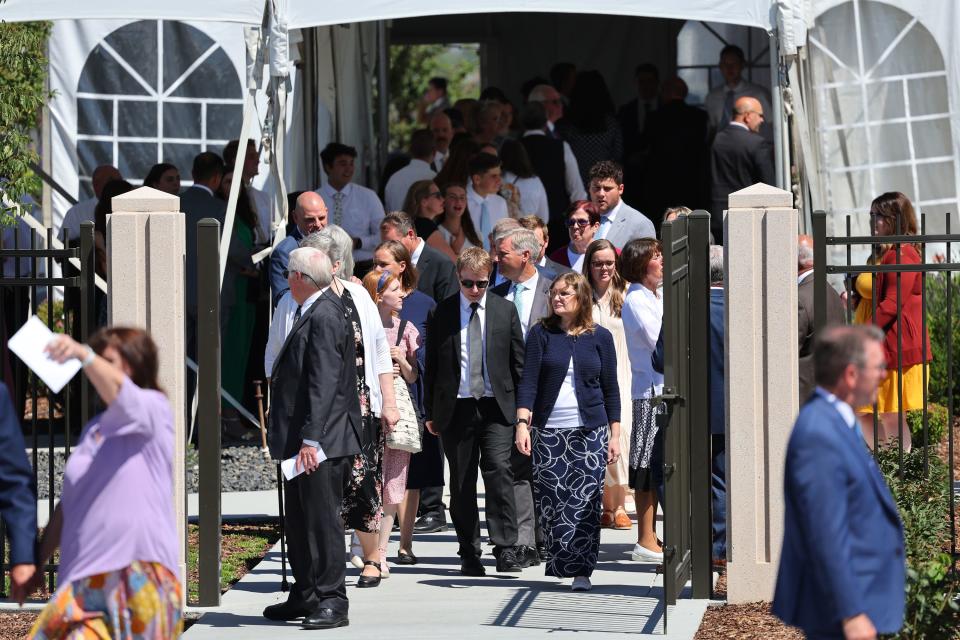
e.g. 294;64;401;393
503;171;550;223
621;283;664;399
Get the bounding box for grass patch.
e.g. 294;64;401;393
186;522;280;605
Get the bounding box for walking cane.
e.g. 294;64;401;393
254;380;288;592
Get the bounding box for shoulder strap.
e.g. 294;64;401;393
396;319;408;346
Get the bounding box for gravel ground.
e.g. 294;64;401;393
31;444;277;499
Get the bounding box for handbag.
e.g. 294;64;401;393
384;320;423;454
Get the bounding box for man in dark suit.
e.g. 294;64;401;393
269;192;328;307
709;96;775;244
263;247;360;630
798;234;846;403
773;325;905;639
707;246;727;568
516;215;571;277
618;63;660;211
0;382;37;604
424;247;525;575
490;227;555;566
381;211;458;304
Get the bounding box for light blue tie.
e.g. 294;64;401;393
597;215;612;240
511;281;526;328
479;200;491;250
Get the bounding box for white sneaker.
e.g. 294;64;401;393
349;532;364;569
630;543;664;563
571;576;592;591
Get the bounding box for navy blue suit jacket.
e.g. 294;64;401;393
269;227;303;307
772;393;905;636
399;289;436;412
708;289;725;435
516;323;620;430
0;383;36;565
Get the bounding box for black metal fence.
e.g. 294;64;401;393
812;209;959;558
0;220;96;593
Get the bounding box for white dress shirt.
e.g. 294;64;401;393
814;386;858;430
433;150;448;172
457;292;493;398
58;196;97;243
503;171;549;223
567;247;585;272
384;158;436;213
318;182;386;262
410;237;425;267
264;280;392;414
521;130;587;202
596;200;623;240
622;283;664;399
466;184;509;249
504;268;539;336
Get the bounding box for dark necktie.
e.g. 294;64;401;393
293;305;302;323
468;302;484;399
721;89;735;130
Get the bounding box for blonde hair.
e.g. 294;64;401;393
457;246;492;275
583;239;626;317
541;272;596;336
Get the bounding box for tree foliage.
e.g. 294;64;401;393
387;43;479;151
0;20;53;224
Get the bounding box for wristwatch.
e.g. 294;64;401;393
80;345;96;368
516;418;529;427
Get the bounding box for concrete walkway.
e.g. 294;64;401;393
184;490;713;639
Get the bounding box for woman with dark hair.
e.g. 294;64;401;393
32;327;182;638
558;70;624;186
500;139;549;223
620;237;665;564
515;272;621;591
856;191;929;450
434;137;481;187
143;163;180;195
435;183;483;254
584;239;633;531
371;240;438;565
548;200;601;270
401;180;459;262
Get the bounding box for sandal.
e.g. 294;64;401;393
600;509;616;528
396;549;418;565
613;508;633;530
357;561;382;588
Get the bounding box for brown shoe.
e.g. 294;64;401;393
600;509;615;528
613;509;632;530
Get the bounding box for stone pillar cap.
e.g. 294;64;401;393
111;186;180;213
728;183;792;210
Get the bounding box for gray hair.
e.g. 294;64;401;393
302;225;355;279
709;245;724;284
287;247;333;289
527;84;558;103
814;324;884;388
491;217;521;245
498;228;541;259
797;239;815;269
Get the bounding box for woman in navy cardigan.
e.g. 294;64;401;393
515;272;621;591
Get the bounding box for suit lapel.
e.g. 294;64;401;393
837;412;901;522
273;293;327;369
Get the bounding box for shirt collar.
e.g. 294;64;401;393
409;158;432;170
467;182;486;202
798;269;814;284
191;183;215;197
814;386;858;430
299;287;328;314
602;199;623;223
460;291;487;311
728;121;749;131
523;129;546;137
321;182;352;197
410;237;425;265
515;267;539;290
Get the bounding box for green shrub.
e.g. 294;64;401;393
875;446;960;638
926;271;960;416
36;298;66;334
905;403;949;446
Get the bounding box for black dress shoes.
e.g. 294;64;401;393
396;550;418;565
460;554;486;577
517;545;541;568
537;544;551;562
413;513;448;533
302;608;349;630
263;600;312;621
495;547;523;573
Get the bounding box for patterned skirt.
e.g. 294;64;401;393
532;426;608;578
341;414;383;533
29;561;182;640
629;398;665;491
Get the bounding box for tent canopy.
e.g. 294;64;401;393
0;0;777;30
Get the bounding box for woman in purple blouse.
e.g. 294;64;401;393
29;327;182;639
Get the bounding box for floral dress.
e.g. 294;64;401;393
339;289;383;533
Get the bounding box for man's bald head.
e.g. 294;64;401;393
733;96;764;132
798;234;814;273
92;165;121;198
295;192;328;235
661;77;689;104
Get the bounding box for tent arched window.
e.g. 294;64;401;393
676;21;771;106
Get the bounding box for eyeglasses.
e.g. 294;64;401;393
566;219;591;227
550;289;575;298
428;191;443;199
460;279;489;290
283;269;322;288
591;260;616;269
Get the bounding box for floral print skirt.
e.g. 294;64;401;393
340;414;383;533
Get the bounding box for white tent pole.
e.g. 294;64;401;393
770;29;786;191
218;93;257;287
376;19;389;187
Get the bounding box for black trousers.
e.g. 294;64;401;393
440;397;518;558
284;454;352;613
510;447;543;548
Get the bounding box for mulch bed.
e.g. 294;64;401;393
695;601;804;640
0;612;38;640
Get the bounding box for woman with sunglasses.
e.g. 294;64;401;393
547;200;602;271
515;272;621;591
584;239;634;531
362;270;420;580
402;180;459;262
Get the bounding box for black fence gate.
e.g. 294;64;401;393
0;219;96;593
812;209;958;557
660;210;713;622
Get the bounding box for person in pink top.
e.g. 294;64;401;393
29;327;181;639
362;270;420;580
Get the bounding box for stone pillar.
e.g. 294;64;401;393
724;183;799;603
106;187;187;588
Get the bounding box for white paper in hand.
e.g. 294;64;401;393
280;447;328;481
7;316;81;393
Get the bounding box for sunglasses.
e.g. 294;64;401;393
566;219;591;227
460;279;489;290
283;269;322;288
